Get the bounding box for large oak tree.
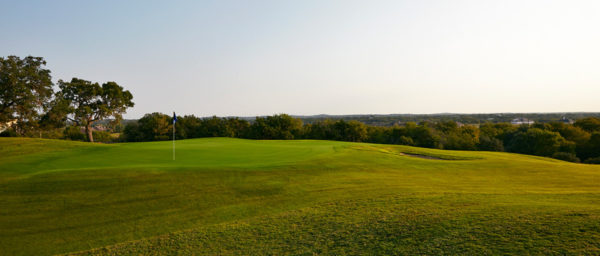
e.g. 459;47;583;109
0;56;53;133
58;78;134;142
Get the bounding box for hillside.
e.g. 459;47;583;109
1;138;599;255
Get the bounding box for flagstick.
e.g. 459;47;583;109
172;118;175;161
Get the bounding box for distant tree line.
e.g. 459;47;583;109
119;113;600;164
299;113;600;126
0;56;134;142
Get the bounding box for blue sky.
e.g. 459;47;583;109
1;0;599;118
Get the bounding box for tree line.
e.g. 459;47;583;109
299;113;600;126
120;112;600;164
0;56;134;142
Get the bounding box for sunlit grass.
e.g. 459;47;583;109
1;137;599;255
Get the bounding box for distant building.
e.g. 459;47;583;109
93;124;108;132
511;118;534;125
559;116;574;124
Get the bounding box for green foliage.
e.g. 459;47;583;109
0;128;17;137
507;128;570;157
441;126;479;150
303;119;336;140
577;132;600;161
397;135;414;146
39;93;72;130
0;56;53;134
92;131;114;143
197;116;227;137
247;114;303;140
584;156;600;164
478;135;504;151
365;126;389;144
479;122;517;141
574;117;600;133
174;115;201;138
332;120;368;142
223;117;250;137
63;126;86;141
552;152;580;163
300;113;600;126
40;129;64;139
57;78;134;142
405;122;441;148
548;121;590;145
122;112;171;141
121;122;143;142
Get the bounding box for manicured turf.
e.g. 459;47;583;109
1;137;599;255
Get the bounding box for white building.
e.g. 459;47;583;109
560;116;574;124
511;118;534;125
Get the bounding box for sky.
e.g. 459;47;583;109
1;0;599;118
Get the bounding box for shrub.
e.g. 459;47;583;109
0;128;17;137
478;135;504;151
584;156;600;164
64;126;85;141
507;128;567;157
574;117;600;133
92;131;113;143
122;122;143;142
552;152;580;163
41;129;64;139
398;136;414;146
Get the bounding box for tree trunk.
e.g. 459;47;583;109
86;124;94;142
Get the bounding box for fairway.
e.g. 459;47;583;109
1;137;600;255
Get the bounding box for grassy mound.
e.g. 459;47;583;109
1;137;599;255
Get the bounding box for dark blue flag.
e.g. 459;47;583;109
173;112;177;124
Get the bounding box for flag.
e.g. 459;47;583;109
173;112;177;124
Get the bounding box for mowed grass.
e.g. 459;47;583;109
0;138;599;255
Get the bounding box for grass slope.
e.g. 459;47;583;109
0;137;599;255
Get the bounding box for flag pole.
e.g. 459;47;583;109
173;112;175;161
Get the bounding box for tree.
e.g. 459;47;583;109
137;112;171;141
574;117;600;133
443;125;479;150
121;122;143;142
247;114;302;140
552;152;580;163
577;132;600;161
366;126;390;144
0;56;53;134
404;122;441;148
478;135;504;151
58;78;134;142
303;119;336;140
548;122;590;145
121;112;170;142
507;128;569;157
199;116;228;137
332;120;368;142
224;117;250;138
479;122;517;142
39;92;72;130
174;115;201;139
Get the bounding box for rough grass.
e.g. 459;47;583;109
1;137;599;255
